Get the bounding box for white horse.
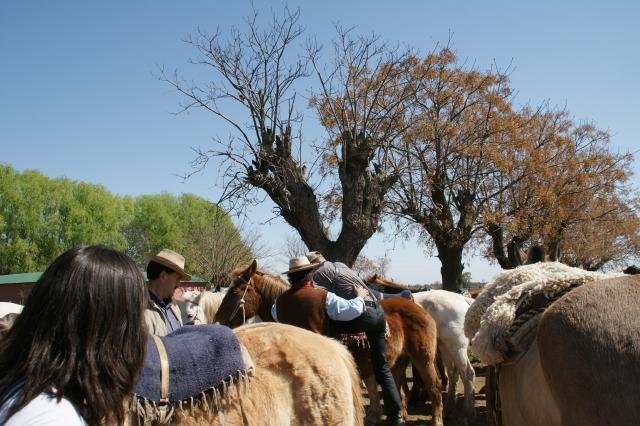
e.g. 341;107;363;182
413;290;475;419
178;290;227;324
175;290;206;325
0;302;22;334
0;302;23;318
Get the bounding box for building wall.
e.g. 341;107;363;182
1;282;208;305
0;284;35;304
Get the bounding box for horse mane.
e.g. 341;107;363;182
199;292;225;323
366;274;410;291
253;270;290;301
230;261;289;303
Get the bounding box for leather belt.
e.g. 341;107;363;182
151;334;170;405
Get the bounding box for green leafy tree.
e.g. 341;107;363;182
0;165;130;273
123;193;252;284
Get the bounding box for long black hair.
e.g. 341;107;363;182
0;245;148;424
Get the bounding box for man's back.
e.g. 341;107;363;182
313;261;371;300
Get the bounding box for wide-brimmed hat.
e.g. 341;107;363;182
145;249;191;280
282;256;320;275
306;251;325;264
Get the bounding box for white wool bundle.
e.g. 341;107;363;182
464;262;622;365
464;262;573;340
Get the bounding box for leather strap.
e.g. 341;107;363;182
151;334;170;404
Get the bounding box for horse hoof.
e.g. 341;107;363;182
364;415;380;425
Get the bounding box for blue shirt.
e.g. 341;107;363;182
272;292;364;322
149;291;181;333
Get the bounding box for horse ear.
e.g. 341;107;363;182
238;260;257;281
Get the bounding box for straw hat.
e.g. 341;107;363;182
144;249;191;280
306;251;325;264
282;256;320;275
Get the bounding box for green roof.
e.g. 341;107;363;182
0;272;42;285
0;272;208;285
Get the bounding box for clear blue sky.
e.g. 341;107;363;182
2;0;638;284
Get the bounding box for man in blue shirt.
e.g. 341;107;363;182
144;249;190;336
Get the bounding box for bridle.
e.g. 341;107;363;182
228;275;252;325
190;303;205;324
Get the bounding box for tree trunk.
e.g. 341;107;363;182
249;131;396;267
437;245;464;292
486;223;530;269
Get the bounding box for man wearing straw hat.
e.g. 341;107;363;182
272;256;370;333
144;249;191;336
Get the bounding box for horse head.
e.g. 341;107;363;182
215;260;291;327
214;260;264;327
177;290;206;325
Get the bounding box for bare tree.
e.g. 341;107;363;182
283;233;309;258
179;210;270;287
352;254;390;278
161;7;416;265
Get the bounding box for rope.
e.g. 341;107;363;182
228;278;251;326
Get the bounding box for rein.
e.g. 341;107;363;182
228;276;252;325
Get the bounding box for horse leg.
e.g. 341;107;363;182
392;357;411;418
408;364;425;407
446;363;459;417
436;347;448;390
455;348;476;420
412;356;444;426
409;352;444;408
432;344;451;416
363;374;382;424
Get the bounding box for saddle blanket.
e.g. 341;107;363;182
135;324;249;403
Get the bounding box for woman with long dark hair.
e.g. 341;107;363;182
0;245;148;424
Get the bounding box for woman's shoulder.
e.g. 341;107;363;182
1;391;86;425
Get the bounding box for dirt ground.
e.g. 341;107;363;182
364;363;488;425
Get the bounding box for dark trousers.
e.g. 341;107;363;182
332;304;403;417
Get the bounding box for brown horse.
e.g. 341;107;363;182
127;322;364;425
368;275;476;421
214;260;443;426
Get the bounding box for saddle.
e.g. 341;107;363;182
334;321;391;348
503;284;579;361
472;266;620;365
133;325;254;422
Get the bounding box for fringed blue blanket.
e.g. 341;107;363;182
135;324;247;403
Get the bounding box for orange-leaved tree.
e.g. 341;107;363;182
386;48;525;291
